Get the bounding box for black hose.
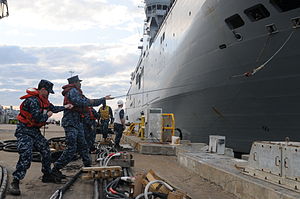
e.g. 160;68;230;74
0;142;4;151
50;170;82;199
103;180;107;199
3;144;18;152
0;166;2;193
3;140;17;144
2;140;18;152
105;178;127;199
60;170;82;194
0;166;8;199
175;128;183;140
32;152;42;162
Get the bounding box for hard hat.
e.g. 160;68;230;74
117;100;124;105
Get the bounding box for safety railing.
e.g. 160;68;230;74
161;113;175;142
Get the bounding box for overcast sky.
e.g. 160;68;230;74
0;0;144;113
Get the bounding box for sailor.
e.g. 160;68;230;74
98;101;113;141
51;75;113;178
113;100;125;149
10;80;73;196
83;107;99;152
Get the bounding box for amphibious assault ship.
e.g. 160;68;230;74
126;0;300;152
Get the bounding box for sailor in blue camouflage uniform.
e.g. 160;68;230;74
83;107;99;152
10;80;73;196
52;75;113;177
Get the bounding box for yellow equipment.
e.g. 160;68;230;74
125;113;175;142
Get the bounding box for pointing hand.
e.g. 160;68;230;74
64;104;74;109
47;111;53;117
105;95;114;100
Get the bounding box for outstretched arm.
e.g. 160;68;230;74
67;88;106;107
49;104;73;113
49;104;65;113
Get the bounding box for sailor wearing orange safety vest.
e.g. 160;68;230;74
10;80;73;196
51;75;113;179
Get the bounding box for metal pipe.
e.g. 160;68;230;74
123;168;128;177
127;168;134;177
98;179;104;199
93;179;99;199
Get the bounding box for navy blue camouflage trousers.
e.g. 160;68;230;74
114;123;124;146
13;128;51;181
84;124;96;152
53;125;91;170
100;119;109;139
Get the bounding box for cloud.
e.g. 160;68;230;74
0;42;139;106
0;46;38;64
0;1;144;109
5;0;143;31
0;88;21;92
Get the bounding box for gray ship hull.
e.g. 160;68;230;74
126;0;300;152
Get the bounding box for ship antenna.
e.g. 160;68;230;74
69;70;75;77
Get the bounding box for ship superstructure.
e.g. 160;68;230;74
126;0;300;152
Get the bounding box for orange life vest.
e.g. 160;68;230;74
62;84;88;113
17;88;51;128
88;107;97;120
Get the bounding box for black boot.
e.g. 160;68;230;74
115;144;122;150
42;173;61;183
10;179;21;196
51;168;66;180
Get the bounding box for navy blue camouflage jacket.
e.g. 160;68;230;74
61;87;105;128
16;96;65;136
83;108;99;127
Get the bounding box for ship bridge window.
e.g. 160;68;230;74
270;0;300;12
225;14;245;30
244;4;270;22
157;5;162;10
147;6;152;11
163;5;168;10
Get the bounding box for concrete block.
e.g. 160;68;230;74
225;148;234;157
177;152;300;199
241;154;249;161
179;140;191;145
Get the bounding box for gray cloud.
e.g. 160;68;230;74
0;46;38;64
0;44;139;106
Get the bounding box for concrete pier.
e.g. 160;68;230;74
123;135;300;199
177;151;300;199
